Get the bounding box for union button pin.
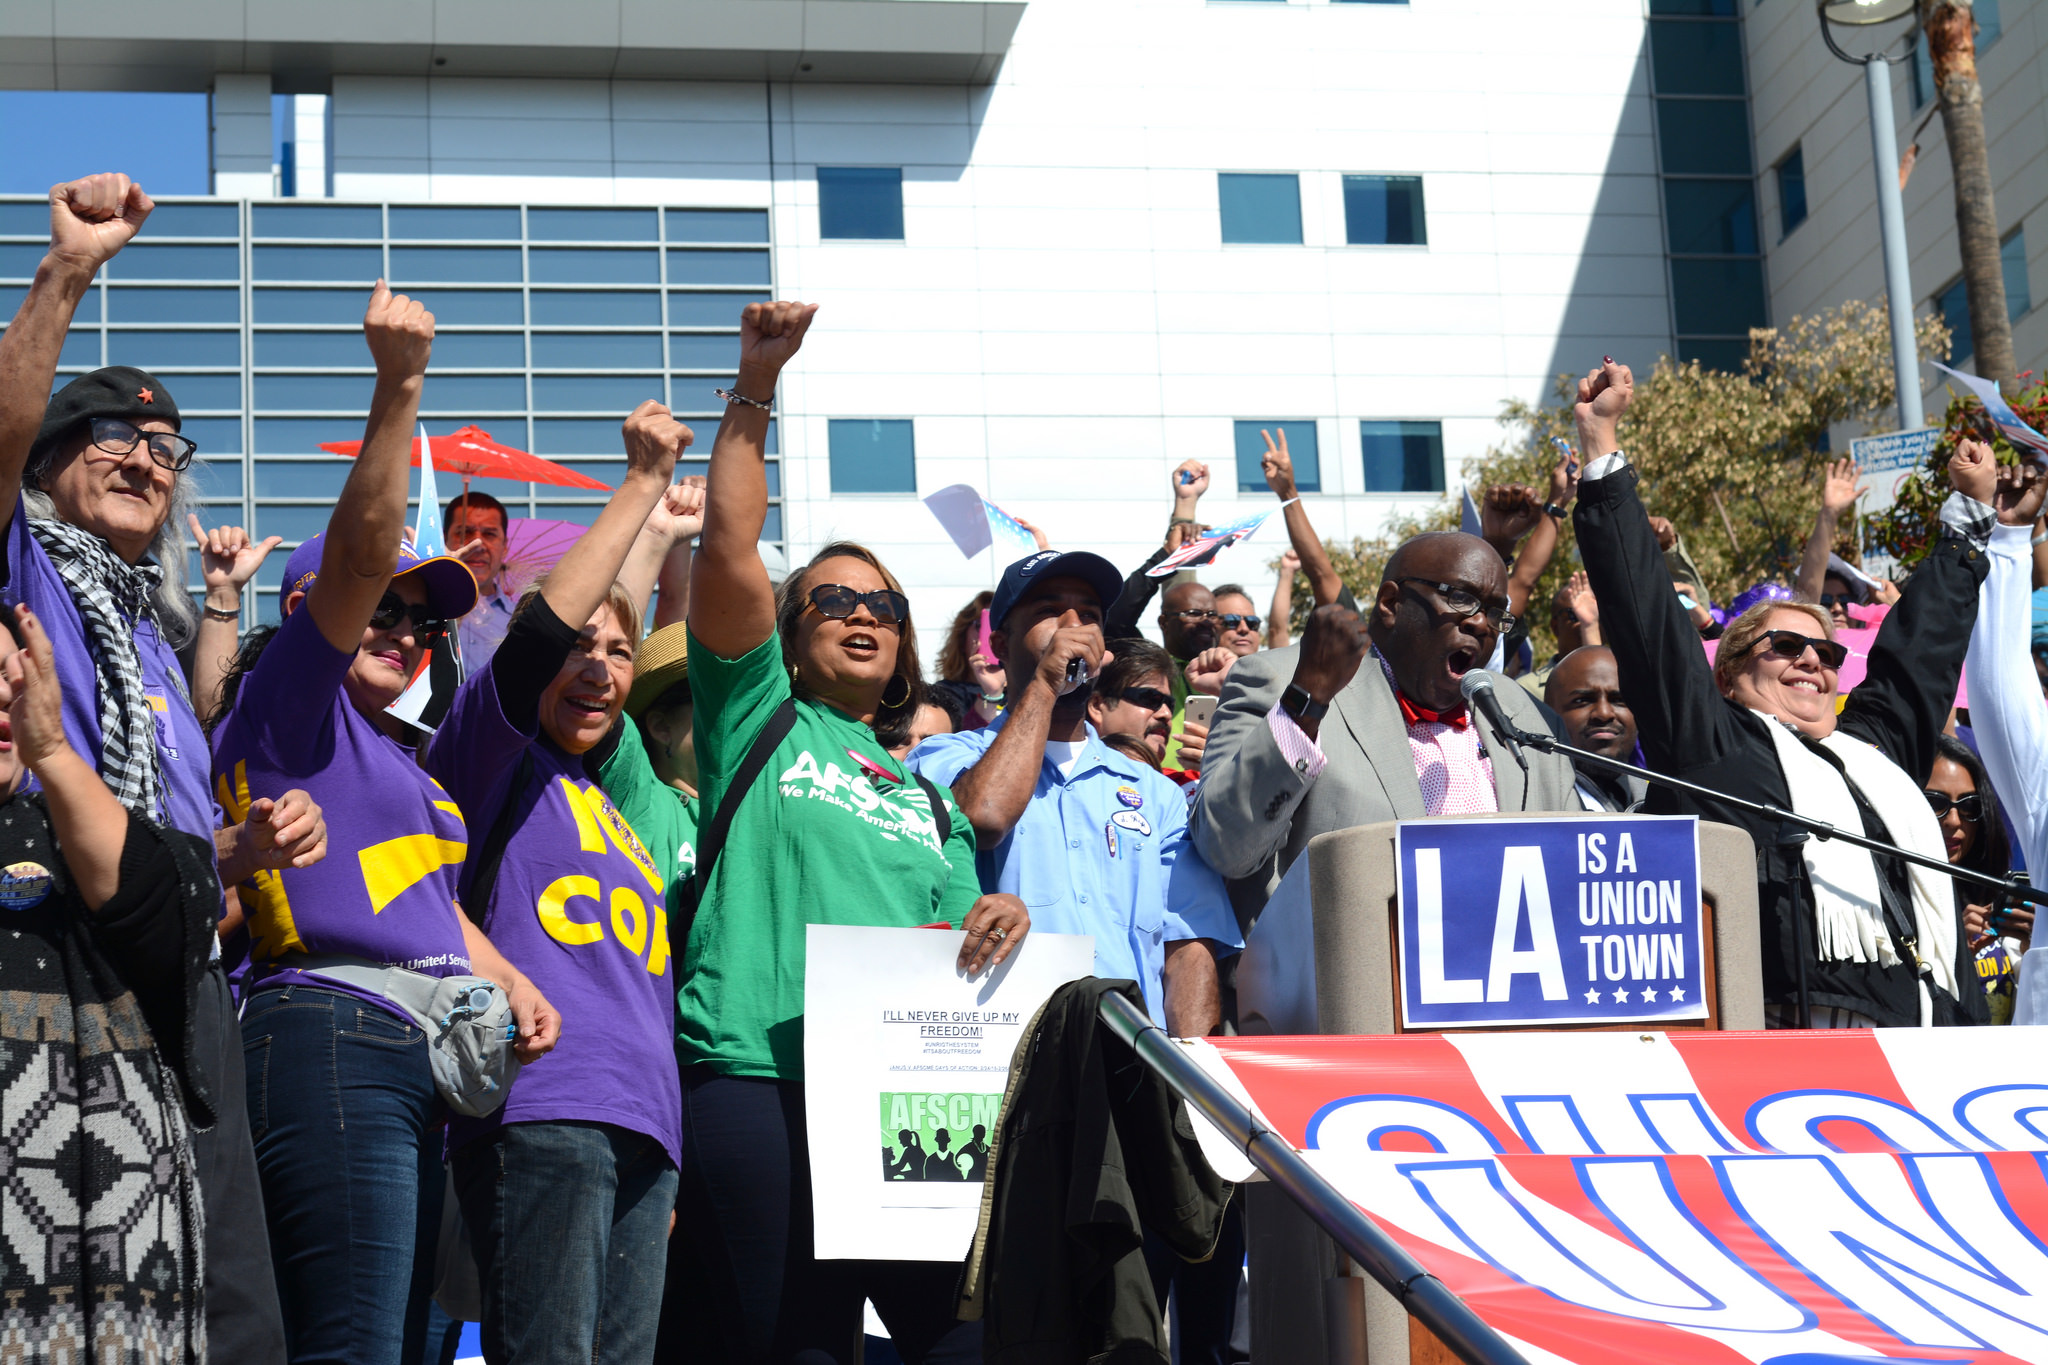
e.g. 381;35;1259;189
0;860;53;910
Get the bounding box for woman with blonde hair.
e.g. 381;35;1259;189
1571;356;1998;1030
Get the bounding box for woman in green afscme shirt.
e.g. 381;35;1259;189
669;300;1029;1365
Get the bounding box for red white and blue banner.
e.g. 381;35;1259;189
1192;1028;2048;1363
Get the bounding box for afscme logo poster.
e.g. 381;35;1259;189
1396;815;1708;1028
804;923;1093;1261
1192;1029;2048;1363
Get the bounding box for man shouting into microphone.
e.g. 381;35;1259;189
910;549;1241;1037
1193;530;1576;884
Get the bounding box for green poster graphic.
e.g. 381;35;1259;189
878;1092;1001;1183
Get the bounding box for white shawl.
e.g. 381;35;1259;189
1753;712;1959;1026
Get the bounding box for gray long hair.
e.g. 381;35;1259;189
22;473;200;650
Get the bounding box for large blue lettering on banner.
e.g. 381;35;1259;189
1396;816;1706;1029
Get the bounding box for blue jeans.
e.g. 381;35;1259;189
243;984;442;1364
454;1121;678;1365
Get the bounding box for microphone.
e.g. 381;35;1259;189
1459;670;1526;772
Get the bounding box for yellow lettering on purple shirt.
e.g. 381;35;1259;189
610;886;648;955
538;874;604;945
647;906;671;978
215;760;303;960
359;832;470;915
559;778;607;853
576;783;664;895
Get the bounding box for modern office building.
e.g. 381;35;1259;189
5;0;2033;644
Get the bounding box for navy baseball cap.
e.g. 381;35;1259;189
281;532;479;621
988;549;1125;631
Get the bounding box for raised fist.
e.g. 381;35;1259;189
736;300;819;390
645;476;707;544
48;173;152;272
1949;437;1997;508
362;281;434;380
1173;460;1211;501
1993;457;2048;527
1574;357;1633;457
621;401;694;482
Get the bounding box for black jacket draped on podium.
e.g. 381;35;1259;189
1574;459;1987;1026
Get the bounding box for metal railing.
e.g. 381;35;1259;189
1096;990;1529;1365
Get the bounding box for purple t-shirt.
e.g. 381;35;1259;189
427;665;680;1165
210;604;474;1006
3;496;216;846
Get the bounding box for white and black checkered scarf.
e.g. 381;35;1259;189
27;516;173;817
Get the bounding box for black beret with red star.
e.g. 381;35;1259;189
32;365;182;465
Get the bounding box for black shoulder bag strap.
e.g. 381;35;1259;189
678;698;799;935
911;772;948;842
463;748;537;926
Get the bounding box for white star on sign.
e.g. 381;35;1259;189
1584;988;1602;1004
1669;986;1686;1002
1613;987;1630;1003
1641;987;1659;1002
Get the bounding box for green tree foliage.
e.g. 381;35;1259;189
1282;301;1950;658
1867;369;2048;569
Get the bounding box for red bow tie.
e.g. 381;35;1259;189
1397;691;1469;731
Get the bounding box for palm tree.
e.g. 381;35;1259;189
1921;0;2013;385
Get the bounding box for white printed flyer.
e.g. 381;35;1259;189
803;923;1094;1261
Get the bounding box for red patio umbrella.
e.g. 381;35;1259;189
319;424;612;500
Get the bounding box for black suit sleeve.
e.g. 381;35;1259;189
487;594;584;733
1105;546;1170;643
1838;531;1987;781
1573;462;1745;775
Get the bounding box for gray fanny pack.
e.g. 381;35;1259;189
287;956;523;1117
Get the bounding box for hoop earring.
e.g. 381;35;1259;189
881;673;912;710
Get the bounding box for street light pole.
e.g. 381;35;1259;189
1819;0;1925;429
1864;57;1925;429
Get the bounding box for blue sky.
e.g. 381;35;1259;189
0;92;211;195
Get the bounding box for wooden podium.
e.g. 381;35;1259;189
1232;814;1763;1365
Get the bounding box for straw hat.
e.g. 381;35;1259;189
627;623;691;719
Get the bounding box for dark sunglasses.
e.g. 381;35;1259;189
90;416;197;472
1747;629;1848;670
1114;685;1173;712
1220;613;1261;632
1923;790;1984;822
1816;593;1861;608
1169;608;1219;624
369;592;451;639
805;583;909;627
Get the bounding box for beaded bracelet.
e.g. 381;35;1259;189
716;387;772;412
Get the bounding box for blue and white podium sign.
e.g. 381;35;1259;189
1395;816;1707;1029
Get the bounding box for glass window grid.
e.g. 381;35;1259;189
1646;7;1767;370
0;198;778;623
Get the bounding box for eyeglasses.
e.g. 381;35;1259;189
1114;685;1173;712
1220;613;1262;632
805;583;909;627
89;417;196;472
1396;578;1516;634
1746;629;1848;670
369;592;451;640
1923;790;1984;822
1817;593;1859;608
1168;609;1219;624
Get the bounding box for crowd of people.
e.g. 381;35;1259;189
6;170;2044;1365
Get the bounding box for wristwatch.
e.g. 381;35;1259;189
1542;501;1569;520
1279;683;1328;723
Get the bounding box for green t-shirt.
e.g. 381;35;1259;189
679;629;981;1080
596;713;700;909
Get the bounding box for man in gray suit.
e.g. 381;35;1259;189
1192;530;1576;885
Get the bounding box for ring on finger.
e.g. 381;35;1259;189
990;927;1007;942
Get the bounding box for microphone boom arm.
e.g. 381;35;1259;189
1504;720;2048;911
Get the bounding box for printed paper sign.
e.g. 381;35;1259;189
1850;426;1941;578
804;924;1093;1260
1934;361;2048;457
1202;1027;2048;1364
1395;816;1706;1029
922;482;1038;562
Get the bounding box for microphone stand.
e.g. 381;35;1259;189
1501;721;2048;912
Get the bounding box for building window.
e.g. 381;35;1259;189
1776;146;1807;237
818;167;904;241
1218;173;1302;245
1934;226;2032;362
829;418;917;494
1232;420;1319;493
1342;175;1426;245
1360;421;1445;494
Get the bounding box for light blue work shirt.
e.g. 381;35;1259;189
909;715;1242;1025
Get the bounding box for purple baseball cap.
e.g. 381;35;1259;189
281;533;479;621
1727;581;1798;619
